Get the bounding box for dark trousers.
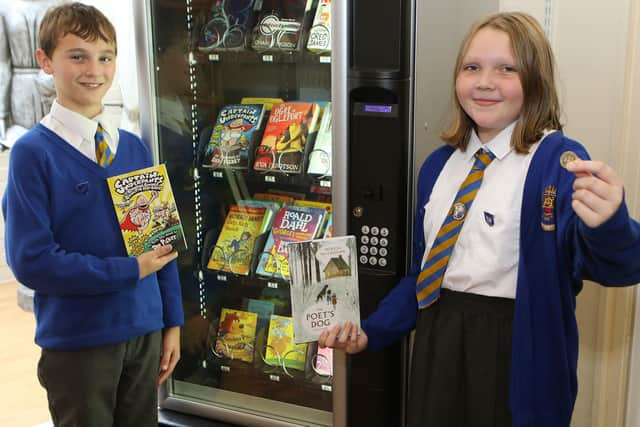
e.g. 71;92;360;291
37;331;162;427
407;289;514;427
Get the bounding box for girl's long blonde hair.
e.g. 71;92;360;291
441;12;562;153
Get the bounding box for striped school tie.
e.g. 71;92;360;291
416;149;496;309
95;123;114;167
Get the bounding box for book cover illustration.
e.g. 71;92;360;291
253;102;320;174
321;213;333;239
207;204;267;275
293;199;331;236
306;0;331;54
255;206;326;280
265;315;308;371
107;164;187;257
241;97;283;112
253;191;295;207
312;346;333;376
246;298;276;333
213;308;258;362
197;0;257;52
250;0;312;52
237;199;279;232
287;235;360;344
203;104;265;169
306;102;332;176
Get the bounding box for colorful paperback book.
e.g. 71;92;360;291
237;199;278;233
207;204;267;275
313;346;333;376
203;104;265;169
107;164;187;257
253;191;295;207
255;206;326;280
214;308;258;362
287;235;360;343
306;102;332;176
306;0;331;54
265;315;308;370
293;199;331;236
250;0;312;52
241;97;284;112
292;199;331;214
253;102;320;174
321;214;333;238
246;298;276;333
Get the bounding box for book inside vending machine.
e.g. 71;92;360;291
133;0;465;425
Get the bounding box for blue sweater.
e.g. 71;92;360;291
362;131;640;426
2;124;184;350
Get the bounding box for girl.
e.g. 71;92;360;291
319;12;640;427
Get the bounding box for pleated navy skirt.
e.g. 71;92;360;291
407;288;515;427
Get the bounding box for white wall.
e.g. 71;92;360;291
83;0;140;135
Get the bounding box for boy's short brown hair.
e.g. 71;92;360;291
39;2;117;58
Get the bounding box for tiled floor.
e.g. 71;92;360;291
0;147;51;426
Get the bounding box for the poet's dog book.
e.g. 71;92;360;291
287;235;360;344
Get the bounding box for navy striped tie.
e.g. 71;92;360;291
416;149;495;309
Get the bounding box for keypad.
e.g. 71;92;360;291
358;224;390;267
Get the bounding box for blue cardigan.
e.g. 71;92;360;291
362;131;640;426
3;124;184;350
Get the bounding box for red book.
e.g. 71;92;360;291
253;102;320;174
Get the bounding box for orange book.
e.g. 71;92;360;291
253;102;320;174
214;308;258;363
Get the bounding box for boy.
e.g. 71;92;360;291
2;3;183;426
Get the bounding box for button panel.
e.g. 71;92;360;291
358;224;391;268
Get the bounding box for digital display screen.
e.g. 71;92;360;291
363;104;393;113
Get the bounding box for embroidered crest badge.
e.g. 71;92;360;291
541;185;557;231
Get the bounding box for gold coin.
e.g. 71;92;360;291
560;151;579;169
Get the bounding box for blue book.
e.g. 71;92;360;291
203;104;265;169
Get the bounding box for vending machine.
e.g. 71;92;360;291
133;0;483;425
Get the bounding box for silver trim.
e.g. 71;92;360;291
403;3;418;425
133;0;160;163
331;0;348;426
162;381;331;427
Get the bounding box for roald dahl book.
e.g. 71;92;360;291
255;205;326;280
107;164;187;257
287;235;360;344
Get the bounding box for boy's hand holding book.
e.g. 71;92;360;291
137;244;178;279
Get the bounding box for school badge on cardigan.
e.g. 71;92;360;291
541;185;557;231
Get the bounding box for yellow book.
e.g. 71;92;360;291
214;308;258;363
106;164;186;257
241;97;284;112
265;315;307;370
207;204;267;275
293;199;332;214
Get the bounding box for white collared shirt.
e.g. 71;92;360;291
41;100;119;163
422;123;551;299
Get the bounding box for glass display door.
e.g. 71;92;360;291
135;0;336;425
